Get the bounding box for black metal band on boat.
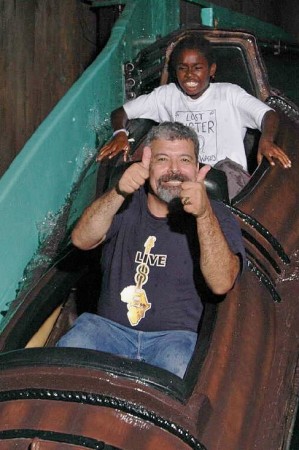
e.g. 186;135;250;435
245;248;276;284
266;96;299;123
0;389;207;450
227;204;290;264
247;259;282;303
0;429;105;449
242;230;281;273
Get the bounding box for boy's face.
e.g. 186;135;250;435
175;49;216;99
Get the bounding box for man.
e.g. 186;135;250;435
57;122;245;378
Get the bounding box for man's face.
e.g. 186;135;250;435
148;138;199;203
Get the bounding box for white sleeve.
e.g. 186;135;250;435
123;87;163;122
231;84;272;130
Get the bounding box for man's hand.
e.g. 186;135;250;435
257;138;291;168
116;147;151;196
180;165;211;218
96;132;130;162
181;164;240;295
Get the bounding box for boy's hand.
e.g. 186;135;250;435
97;132;130;162
257;138;291;168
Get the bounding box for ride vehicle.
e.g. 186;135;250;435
0;27;298;450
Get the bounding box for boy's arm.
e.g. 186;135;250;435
97;107;130;162
257;110;291;168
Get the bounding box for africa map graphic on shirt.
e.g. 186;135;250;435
175;109;218;163
120;236;167;326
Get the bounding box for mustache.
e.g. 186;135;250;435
158;173;189;183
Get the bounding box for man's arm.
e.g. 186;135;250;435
195;203;240;295
180;166;241;295
72;148;151;250
97;107;130;162
257;110;291;168
71;189;126;250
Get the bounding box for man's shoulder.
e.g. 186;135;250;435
210;200;245;257
210;199;234;221
121;186;147;214
105;188;147;241
210;198;227;209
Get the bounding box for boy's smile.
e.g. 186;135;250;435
176;49;216;99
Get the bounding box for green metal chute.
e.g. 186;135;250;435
0;0;180;330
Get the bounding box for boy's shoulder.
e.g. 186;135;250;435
155;82;179;92
212;82;244;93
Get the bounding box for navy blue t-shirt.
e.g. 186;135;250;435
97;186;245;332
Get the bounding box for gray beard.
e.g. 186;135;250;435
157;185;182;203
156;172;189;204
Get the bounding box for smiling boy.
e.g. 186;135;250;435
97;34;291;198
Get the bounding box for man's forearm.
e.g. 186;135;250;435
74;153;151;250
71;187;125;250
196;205;240;295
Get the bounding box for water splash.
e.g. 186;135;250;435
87;105;102;133
17;201;72;296
14;132;106;298
6;117;114;316
277;250;299;283
87;104;111;136
73;144;95;182
37;211;62;246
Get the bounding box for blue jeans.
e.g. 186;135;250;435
56;313;197;378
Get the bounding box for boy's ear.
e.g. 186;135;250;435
210;63;217;77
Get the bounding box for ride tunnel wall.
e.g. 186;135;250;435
0;0;180;331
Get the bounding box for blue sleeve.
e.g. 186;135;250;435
211;200;246;273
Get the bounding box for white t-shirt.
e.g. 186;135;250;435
124;82;272;171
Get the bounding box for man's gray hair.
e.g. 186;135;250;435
144;122;199;160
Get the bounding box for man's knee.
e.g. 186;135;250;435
151;332;197;377
56;312;99;349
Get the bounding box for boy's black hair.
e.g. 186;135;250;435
168;34;216;83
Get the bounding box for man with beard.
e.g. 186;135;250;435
58;122;245;378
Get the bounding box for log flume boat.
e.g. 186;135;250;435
0;25;299;450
